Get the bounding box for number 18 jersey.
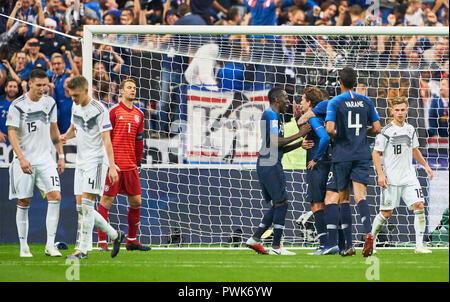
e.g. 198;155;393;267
325;91;380;162
374;122;420;186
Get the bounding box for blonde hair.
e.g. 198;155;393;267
389;96;408;107
119;78;136;90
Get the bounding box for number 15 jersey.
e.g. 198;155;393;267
374;122;420;186
6;94;57;165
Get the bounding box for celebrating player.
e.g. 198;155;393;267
96;79;150;252
61;76;124;259
246;87;311;255
7;68;65;258
371;97;434;254
325;67;381;257
298;87;331;250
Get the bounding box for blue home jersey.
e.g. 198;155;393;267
245;0;277;26
312;100;328;120
258;107;284;163
325;91;379;162
306;116;331;163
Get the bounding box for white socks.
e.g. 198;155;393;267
93;210;118;241
46;200;60;248
414;209;426;248
77;199;118;254
80;198;95;254
16;205;30;249
371;212;388;238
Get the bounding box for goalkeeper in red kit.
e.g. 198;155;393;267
97;79;151;251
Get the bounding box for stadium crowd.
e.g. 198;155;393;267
0;0;448;143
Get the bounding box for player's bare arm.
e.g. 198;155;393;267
367;120;382;136
297;109;316;126
60;123;75;144
325;120;336;138
372;149;388;188
271;122;311;150
412;148;434;180
50;122;65;175
8;125;32;174
101;130;119;185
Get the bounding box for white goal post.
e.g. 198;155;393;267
81;25;449;248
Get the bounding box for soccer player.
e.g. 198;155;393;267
246;87;311;255
371;97;434;254
325;67;381;257
7;68;65;257
61;76;124;259
298;87;331;249
295;90;350;256
96;79;150;252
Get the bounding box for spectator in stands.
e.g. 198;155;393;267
153;3;205;138
0;78;20;145
405;0;425;26
285;5;307;25
424;10;444;26
347;4;363;25
22;37;49;70
99;0;121;19
38;18;68;58
64;0;99;31
314;0;338;25
428;78;449;137
6;0;45;37
0;45;9;88
47;52;72;133
73;52;83;74
1;50;32;87
335;1;352;25
44;0;66;31
190;0;228;24
103;11;120;24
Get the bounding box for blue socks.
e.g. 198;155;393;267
340;202;353;248
313;209;327;247
272;202;288;248
357;199;372;234
253;206;275;240
325;204;339;247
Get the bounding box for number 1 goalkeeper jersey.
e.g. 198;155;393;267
109;102;144;171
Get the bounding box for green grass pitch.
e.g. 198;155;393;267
0;244;448;282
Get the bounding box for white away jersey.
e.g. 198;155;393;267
71;100;112;169
374;122;420;186
6;94;57;165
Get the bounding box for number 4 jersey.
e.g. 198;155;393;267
6;94;57;165
374;122;420;186
71;100;112;169
326;91;380;162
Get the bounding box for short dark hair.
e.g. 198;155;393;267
268;87;285;104
302;86;323;108
67;76;88;90
339;67;357;89
29;68;48;81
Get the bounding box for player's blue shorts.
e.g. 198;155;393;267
256;159;288;204
326;162;338;193
306;161;331;203
334;160;371;190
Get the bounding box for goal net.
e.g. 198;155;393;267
82;25;449;248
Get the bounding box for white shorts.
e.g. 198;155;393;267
9;159;60;200
380;181;425;211
74;163;108;196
